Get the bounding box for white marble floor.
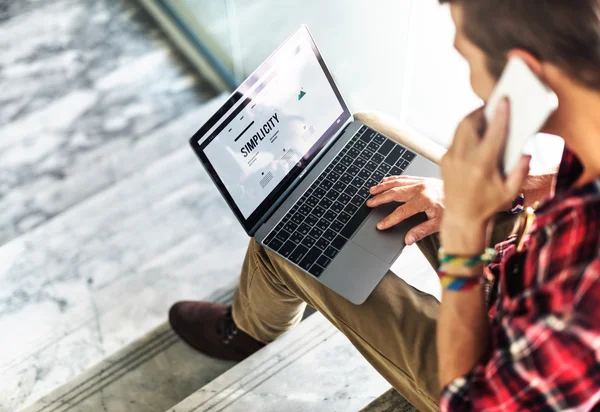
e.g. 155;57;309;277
0;0;250;410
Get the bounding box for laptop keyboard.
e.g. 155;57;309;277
263;126;416;277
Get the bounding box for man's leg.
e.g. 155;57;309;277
232;238;441;412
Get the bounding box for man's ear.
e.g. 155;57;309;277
507;49;544;79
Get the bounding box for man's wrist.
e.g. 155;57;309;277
440;215;488;255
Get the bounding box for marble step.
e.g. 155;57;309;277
168;312;398;412
360;389;418;412
21;288;237;412
0;92;252;409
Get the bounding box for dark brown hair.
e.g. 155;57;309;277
440;0;600;90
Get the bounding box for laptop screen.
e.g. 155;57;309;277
191;26;351;234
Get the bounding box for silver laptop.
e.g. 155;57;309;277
190;25;439;304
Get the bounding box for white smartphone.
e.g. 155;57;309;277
484;57;559;174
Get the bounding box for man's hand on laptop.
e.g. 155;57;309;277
367;176;444;245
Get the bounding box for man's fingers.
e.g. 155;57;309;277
482;98;510;160
377;202;420;230
370;177;422;195
505;155;531;198
367;184;421;208
405;219;439;245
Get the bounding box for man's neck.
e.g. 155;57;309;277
558;89;600;187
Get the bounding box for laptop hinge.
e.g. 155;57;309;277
248;118;355;237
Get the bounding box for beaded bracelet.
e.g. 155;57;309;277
438;271;485;291
438;248;497;268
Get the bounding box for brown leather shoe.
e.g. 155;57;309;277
169;301;265;362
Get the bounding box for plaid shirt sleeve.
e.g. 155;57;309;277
440;189;600;411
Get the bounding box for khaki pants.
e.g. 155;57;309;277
231;113;520;412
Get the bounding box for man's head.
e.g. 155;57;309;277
442;0;600;137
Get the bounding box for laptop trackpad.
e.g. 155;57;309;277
351;202;428;264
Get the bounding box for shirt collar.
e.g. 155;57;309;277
555;147;584;193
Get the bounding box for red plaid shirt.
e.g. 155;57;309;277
440;148;600;411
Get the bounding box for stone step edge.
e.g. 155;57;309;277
168;312;349;412
21;286;236;412
359;389;418;412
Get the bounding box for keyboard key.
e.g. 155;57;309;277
290;231;304;244
378;139;394;155
343;185;358;196
325;190;339;201
298;223;311;236
316;237;329;250
333;162;347;174
323;210;336;222
400;160;411;170
354;140;366;150
313;206;326;218
320;177;334;189
365;160;378;172
333;181;346;192
329;220;344;232
371;152;385;164
324;246;339;259
267;238;283;251
344;203;358;215
317;255;332;268
310;264;325;277
316;219;330;231
290;245;308;264
318;197;333;210
276;230;291;243
372;171;385;182
359;150;372;161
299;204;312;216
354;157;366;168
283;221;296;233
348;147;361;158
341;203;372;238
313;187;327;198
302;235;316;249
322;229;337;242
305;214;319;226
291;213;304;224
332;235;348;250
299;247;322;270
330;201;344;214
340;156;353;167
367;178;380;188
327;170;341;181
274;221;285;232
389;167;402;177
367;140;381;151
336;211;352;224
350;195;364;207
279;240;297;258
359;131;372;142
347;165;360;175
264;231;277;245
402;150;416;161
351;176;365;188
337;193;352;204
305;195;319;208
373;133;386;144
384;146;404;165
364;130;377;141
340;172;353;184
309;226;324;239
357;186;371;199
358;169;371;179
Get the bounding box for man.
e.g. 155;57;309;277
169;0;600;410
